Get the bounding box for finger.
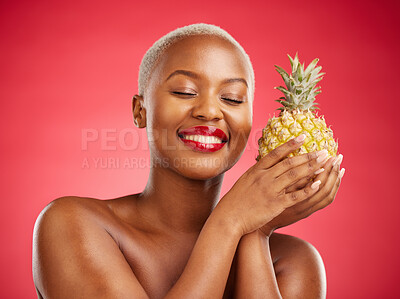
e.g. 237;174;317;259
310;156;335;188
285;162;329;192
271;149;328;175
273;150;329;190
297;156;344;217
285;154;332;192
314;155;344;208
302;166;345;216
286;176;312;192
315;154;343;188
284;155;343;215
257;134;306;169
281;180;322;206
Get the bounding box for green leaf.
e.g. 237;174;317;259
296;64;303;81
287;54;294;68
275;99;290;107
310;72;324;81
310;90;322;98
304;58;319;78
275;86;290;95
275;65;291;89
311;76;324;85
309;66;323;79
301;88;312;99
275;65;289;76
275;87;294;101
292;54;299;74
293;96;300;105
311;86;322;93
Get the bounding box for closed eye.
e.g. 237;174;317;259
222;97;243;104
172;91;197;96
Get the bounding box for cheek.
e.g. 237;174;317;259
146;98;194;152
147;94;188;130
227;107;252;142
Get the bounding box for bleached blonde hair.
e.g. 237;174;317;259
138;23;255;99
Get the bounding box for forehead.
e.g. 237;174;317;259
152;35;251;83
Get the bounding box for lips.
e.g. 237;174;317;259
178;126;228;153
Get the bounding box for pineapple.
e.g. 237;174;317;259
257;53;338;160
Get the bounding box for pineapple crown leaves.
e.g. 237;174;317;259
274;53;325;112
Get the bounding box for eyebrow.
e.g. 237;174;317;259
166;70;200;81
165;70;248;88
222;77;248;88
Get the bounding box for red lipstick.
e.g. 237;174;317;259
178;126;228;153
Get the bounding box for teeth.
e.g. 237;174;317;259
181;134;223;144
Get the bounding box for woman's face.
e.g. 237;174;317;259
142;35;253;180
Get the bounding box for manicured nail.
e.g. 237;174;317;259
295;134;306;142
314;168;325;175
333;154;343;166
316;150;328;163
311;180;322;190
338;168;346;179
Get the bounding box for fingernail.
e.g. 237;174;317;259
314;168;325;175
338;168;346;179
295;134;306;142
311;180;322;190
333;154;343;166
316;150;328;163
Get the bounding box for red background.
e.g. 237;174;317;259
1;0;399;298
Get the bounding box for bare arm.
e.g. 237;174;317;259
164;209;241;299
233;155;344;299
33;137;324;299
33;198;149;299
33;196;245;299
234;231;327;299
234;231;282;299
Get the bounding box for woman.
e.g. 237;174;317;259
33;23;344;298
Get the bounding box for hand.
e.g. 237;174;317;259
215;135;329;237
284;154;341;193
259;154;345;237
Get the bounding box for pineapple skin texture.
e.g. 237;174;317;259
257;110;338;160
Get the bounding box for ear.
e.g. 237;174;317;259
132;95;147;128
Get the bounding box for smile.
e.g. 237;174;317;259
180;135;224;144
178;126;228;153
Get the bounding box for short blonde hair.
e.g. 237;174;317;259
138;23;255;99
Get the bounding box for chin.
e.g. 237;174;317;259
171;156;232;180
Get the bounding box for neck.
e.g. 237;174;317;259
137;164;224;235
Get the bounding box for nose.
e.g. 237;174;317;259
192;95;224;121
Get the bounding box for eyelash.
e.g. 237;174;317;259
172;91;196;96
172;92;243;104
222;97;243;104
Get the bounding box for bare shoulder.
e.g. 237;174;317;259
32;196;114;254
32;196;146;299
33;195;136;237
34;195;110;221
269;232;325;264
269;232;327;298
